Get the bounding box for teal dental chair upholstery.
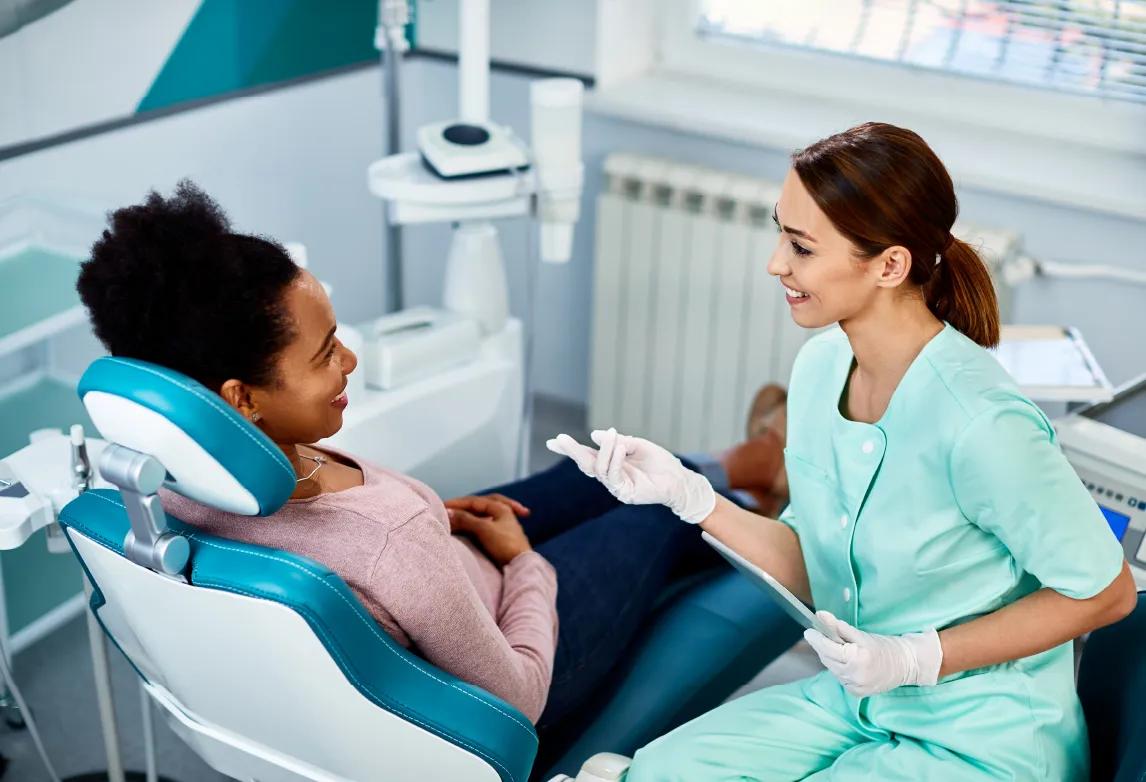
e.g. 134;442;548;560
59;356;802;782
1078;590;1146;782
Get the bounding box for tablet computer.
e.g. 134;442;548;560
702;531;842;642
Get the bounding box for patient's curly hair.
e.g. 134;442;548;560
77;180;300;391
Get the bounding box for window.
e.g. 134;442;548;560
698;1;1146;105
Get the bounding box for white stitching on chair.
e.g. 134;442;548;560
80;491;537;740
186;533;539;737
211;581;522;782
98;358;294;482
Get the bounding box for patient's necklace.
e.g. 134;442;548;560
296;452;327;483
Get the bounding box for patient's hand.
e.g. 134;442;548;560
445;493;531;518
446;496;533;567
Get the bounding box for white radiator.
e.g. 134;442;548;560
588;153;1019;454
588;155;804;453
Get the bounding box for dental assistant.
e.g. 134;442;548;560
549;122;1137;780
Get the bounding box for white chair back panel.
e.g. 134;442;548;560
71;530;500;782
85;392;260;515
149;682;346;782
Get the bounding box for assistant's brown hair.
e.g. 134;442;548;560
792;122;999;348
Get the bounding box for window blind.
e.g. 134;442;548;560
698;1;1146;104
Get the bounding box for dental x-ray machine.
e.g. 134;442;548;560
327;0;584;495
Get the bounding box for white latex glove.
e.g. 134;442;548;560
546;428;716;524
803;610;943;697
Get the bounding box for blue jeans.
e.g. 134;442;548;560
480;456;734;764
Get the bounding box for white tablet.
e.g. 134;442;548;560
702;531;843;642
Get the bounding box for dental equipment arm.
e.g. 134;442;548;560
0;427;108;550
547;430;811;602
0;462;53;550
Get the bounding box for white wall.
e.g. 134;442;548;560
0;0;200;149
0;67;389;330
404;56;1146;404
416;0;597;75
3;48;1142;408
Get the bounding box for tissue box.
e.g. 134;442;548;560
359;307;482;390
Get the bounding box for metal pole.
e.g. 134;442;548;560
83;575;125;782
458;0;490;123
0;555;20;730
140;682;158;782
379;1;409;313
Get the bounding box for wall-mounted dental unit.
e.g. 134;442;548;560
318;0;585;494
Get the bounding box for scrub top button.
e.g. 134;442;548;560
839;514;848;529
843;587;852;603
861;440;875;455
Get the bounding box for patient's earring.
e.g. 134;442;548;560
250;411;262;423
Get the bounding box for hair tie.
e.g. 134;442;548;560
936;233;955;266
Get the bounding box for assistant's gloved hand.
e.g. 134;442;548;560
803;610;943;697
546;428;716;524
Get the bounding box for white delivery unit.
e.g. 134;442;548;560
1057;374;1146;589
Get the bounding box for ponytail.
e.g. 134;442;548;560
925;237;1000;349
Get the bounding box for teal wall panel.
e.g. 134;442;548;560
248;1;379;86
0;247;82;342
138;0;382;114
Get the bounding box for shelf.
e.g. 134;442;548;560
367;152;532;225
0;244;87;359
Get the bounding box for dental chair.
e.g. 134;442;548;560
57;356;802;782
1078;590;1146;782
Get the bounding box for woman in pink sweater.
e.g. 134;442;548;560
76;182;787;766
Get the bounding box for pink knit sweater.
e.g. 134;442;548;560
159;448;559;722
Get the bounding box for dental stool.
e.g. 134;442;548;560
57;356;802;782
1078;590;1146;782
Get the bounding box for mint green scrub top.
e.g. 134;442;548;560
627;324;1126;781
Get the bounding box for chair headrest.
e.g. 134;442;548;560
77;357;295;516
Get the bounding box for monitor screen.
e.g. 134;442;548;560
1099;506;1131;541
1085;386;1146;439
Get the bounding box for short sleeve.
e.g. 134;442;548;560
950;401;1125;600
778;499;799;535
